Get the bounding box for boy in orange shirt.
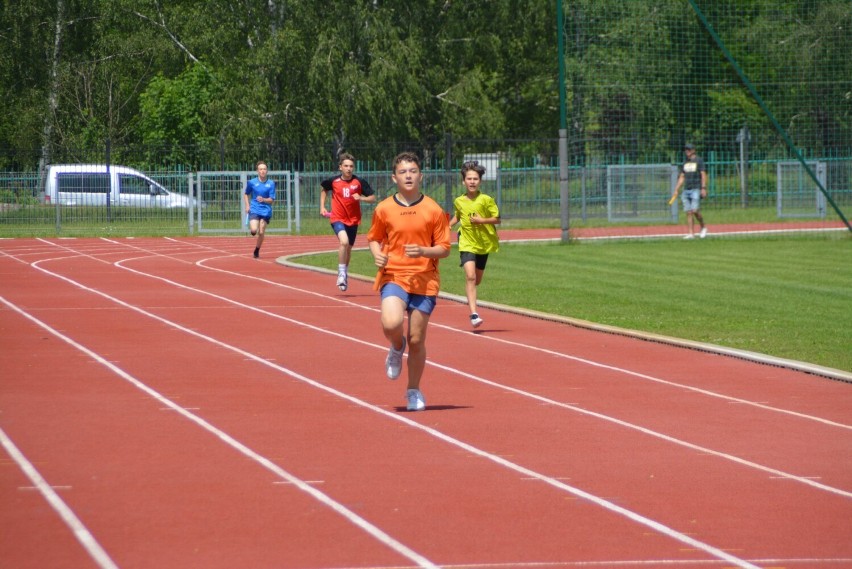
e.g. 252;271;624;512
367;152;451;411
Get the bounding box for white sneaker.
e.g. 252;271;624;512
683;234;695;240
385;337;406;380
699;227;708;238
406;388;426;411
470;313;483;328
336;272;347;291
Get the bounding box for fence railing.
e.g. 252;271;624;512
1;157;848;237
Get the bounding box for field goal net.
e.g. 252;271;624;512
192;170;297;233
776;161;827;219
606;164;679;223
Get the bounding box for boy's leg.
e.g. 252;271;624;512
257;219;267;247
405;308;431;391
380;296;406;343
463;260;478;314
336;228;353;289
249;218;261;257
381;295;407;379
337;230;351;266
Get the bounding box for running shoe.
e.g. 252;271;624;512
385;337;406;380
470;313;483;328
336;272;348;291
406;388;426;411
699;227;708;238
683;234;695;240
253;247;260;258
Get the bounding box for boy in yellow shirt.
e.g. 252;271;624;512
449;160;500;328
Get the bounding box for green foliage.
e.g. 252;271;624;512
138;64;223;159
0;0;850;178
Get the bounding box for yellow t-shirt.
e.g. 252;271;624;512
453;192;500;254
367;193;451;295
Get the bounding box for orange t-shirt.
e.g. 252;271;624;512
367;193;450;296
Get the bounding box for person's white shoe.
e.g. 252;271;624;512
406;388;426;411
336;272;348;291
470;313;483;328
683;234;695;240
699;227;708;238
385;338;406;380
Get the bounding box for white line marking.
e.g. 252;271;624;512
90;246;852;499
26;238;852;499
0;427;119;569
5;273;760;568
0;295;440;569
198;251;852;432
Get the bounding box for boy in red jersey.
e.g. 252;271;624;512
367;152;451;411
320;153;376;291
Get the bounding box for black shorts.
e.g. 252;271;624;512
460;251;489;270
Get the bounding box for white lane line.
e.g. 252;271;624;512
94;250;851;499
17;241;852;499
197;252;852;432
0;294;440;569
0;426;119;569
7;270;759;569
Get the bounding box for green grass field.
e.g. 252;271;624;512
294;233;852;373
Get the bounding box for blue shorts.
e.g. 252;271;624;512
250;213;271;224
380;282;437;315
331;221;358;246
681;189;701;212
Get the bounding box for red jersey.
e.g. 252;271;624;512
367;193;450;296
320;174;374;226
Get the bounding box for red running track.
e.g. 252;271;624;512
0;235;850;569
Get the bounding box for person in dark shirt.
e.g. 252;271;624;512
671;143;708;239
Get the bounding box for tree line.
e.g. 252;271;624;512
1;0;849;169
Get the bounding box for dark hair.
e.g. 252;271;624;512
338;152;355;165
461;160;486;179
393;151;421;171
255;160;268;169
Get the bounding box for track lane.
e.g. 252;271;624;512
1;237;850;568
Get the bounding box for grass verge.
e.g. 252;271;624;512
294;233;852;373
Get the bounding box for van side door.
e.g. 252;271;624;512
117;173;156;207
118;173;175;208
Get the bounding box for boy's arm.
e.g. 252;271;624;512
368;240;388;267
471;214;501;225
320;189;329;215
406;213;451;258
404;243;450;259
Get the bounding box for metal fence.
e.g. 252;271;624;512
0;155;849;237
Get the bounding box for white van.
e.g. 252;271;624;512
44;164;190;208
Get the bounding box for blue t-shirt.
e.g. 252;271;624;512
245;177;276;218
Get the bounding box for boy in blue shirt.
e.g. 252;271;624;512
243;161;276;258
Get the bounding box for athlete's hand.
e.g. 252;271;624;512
404;244;423;258
373;251;389;268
